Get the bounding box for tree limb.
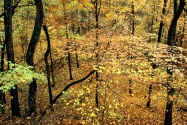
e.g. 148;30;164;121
35;70;96;124
0;0;21;18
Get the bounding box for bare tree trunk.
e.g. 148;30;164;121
4;0;21;117
164;68;175;125
146;62;156;108
157;0;167;43
43;25;53;105
26;0;44;115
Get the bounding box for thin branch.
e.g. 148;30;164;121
12;0;21;15
0;0;21;18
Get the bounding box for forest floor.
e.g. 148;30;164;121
0;64;187;125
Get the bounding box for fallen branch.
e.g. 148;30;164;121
35;70;96;124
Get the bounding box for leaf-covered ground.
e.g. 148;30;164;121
1;64;187;124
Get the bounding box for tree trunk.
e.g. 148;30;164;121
43;25;53;105
164;1;185;123
92;0;101;108
174;0;178;15
129;79;132;97
0;38;6;114
167;0;186;46
4;0;21;116
63;3;73;80
157;0;167;43
75;53;79;68
146;84;152;108
164;68;175;125
146;62;156;108
4;0;21;117
26;0;44;115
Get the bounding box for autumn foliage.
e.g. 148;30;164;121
0;0;187;124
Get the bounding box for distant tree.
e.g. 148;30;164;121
91;0;101;107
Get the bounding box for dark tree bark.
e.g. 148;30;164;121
4;0;21;117
167;0;186;46
26;0;44;115
157;0;167;43
146;63;157;108
75;53;79;68
164;68;175;125
146;84;152;108
174;0;178;15
0;0;21;114
68;52;73;80
43;25;53;104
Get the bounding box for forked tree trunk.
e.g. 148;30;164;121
26;0;44;115
167;0;186;46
